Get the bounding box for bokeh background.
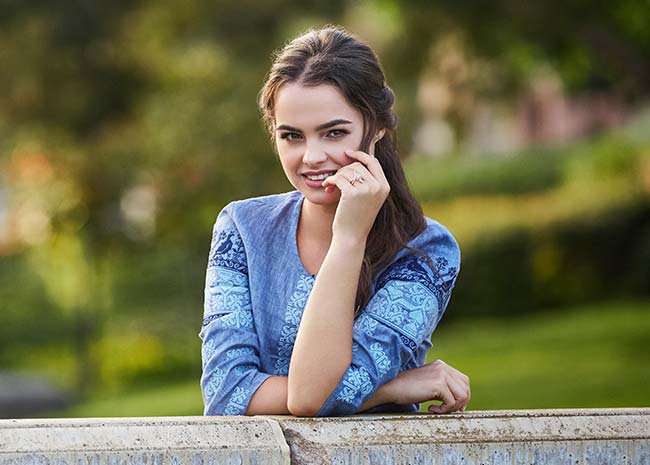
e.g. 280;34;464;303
1;0;648;418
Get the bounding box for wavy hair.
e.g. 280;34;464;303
259;25;437;315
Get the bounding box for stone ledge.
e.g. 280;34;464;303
0;408;648;465
273;408;650;464
0;416;290;465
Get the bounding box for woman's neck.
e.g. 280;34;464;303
299;199;336;247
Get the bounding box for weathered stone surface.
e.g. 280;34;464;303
0;416;290;465
273;408;650;465
1;409;649;464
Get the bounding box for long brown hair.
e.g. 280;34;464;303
259;25;432;315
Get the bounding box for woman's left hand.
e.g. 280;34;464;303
321;149;390;242
387;359;471;413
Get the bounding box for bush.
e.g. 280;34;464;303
448;199;650;318
406;133;647;202
405;149;562;201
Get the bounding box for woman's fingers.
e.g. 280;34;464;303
344;150;389;186
450;368;471;411
425;361;470;414
429;377;465;414
322;162;376;190
427;384;456;414
321;171;355;195
446;375;469;412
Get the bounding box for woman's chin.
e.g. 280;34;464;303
300;186;340;205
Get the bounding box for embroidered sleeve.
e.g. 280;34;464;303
199;205;271;415
316;242;460;416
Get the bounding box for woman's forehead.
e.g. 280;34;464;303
274;82;362;129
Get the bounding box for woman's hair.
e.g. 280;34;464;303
259;25;432;315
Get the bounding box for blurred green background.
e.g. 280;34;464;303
0;0;648;418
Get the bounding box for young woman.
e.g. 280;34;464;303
200;26;470;416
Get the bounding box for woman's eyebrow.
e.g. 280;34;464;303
276;119;352;132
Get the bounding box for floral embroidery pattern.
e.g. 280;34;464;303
226;348;257;376
369;343;391;376
377;253;457;312
209;227;247;274
203;266;254;330
203;368;224;401
233;364;255;376
202;338;217;369
274;275;315;375
204;267;250;321
220;308;254;329
224;386;249;415
356;313;379;336
226;347;256;359
336;367;373;404
365;280;435;348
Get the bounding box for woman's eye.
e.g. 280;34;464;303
327;129;348;138
280;132;302;141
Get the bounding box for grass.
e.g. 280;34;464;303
51;300;649;417
51;380;204;418
422;299;650;412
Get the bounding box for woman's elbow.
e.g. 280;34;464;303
287;363;349;416
288;404;319;417
287;395;324;417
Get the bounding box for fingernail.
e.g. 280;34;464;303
344;149;352;155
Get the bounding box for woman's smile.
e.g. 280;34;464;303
303;171;336;181
302;170;338;189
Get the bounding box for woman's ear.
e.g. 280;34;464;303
373;129;386;143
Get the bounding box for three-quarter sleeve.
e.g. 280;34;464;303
316;238;460;416
199;205;271;415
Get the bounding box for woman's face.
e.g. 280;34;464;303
273;82;365;207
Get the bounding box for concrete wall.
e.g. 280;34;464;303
1;408;648;464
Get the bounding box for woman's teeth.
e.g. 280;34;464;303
305;172;335;181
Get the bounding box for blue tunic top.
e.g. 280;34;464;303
199;190;460;416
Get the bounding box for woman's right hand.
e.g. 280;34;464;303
387;359;471;413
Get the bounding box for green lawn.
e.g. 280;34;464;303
422;299;650;411
54;380;204;418
55;300;649;417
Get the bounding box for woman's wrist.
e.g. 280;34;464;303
358;377;401;412
330;232;367;252
381;376;402;405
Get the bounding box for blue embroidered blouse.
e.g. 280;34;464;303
200;190;460;416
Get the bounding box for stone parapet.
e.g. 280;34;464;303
1;408;648;464
275;408;650;464
0;416;289;465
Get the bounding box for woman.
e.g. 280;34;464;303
200;26;470;416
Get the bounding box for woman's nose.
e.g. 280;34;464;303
302;142;328;165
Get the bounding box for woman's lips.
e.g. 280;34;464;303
303;175;328;188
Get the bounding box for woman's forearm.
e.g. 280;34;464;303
247;373;399;416
287;235;366;416
357;379;398;412
246;376;290;415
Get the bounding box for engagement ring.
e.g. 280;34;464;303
350;171;364;186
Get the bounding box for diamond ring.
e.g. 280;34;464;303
350;170;364;186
